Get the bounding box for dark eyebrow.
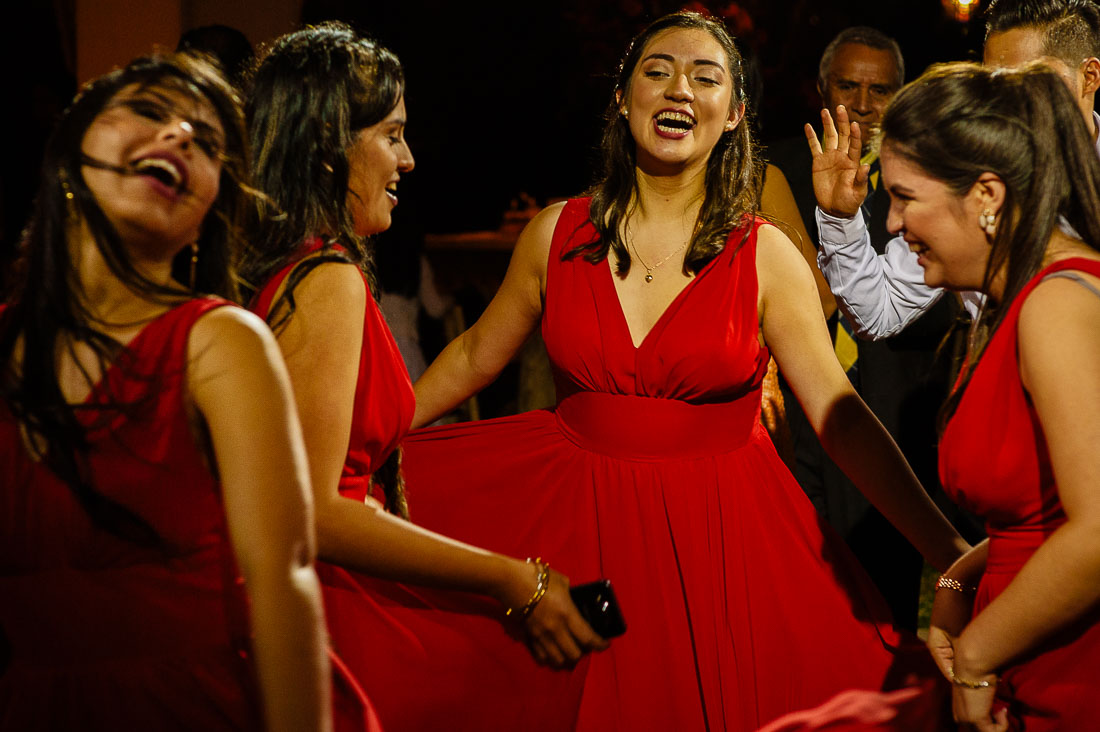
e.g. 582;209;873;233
641;53;727;72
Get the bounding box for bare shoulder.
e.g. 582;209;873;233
755;221;812;278
290;259;367;311
506;201;571;296
514;201;569;263
1018;265;1100;348
189;305;283;371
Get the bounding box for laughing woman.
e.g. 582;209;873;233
338;11;971;731
869;63;1100;732
0;55;330;731
243;22;604;720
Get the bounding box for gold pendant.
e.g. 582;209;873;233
644;272;653;283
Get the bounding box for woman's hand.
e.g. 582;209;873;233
949;635;1006;732
927;586;973;680
805;105;869;219
950;684;1007;732
501;560;609;668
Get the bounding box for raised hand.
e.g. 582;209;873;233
805;105;870;219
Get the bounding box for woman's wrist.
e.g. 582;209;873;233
951;635;995;681
501;557;550;618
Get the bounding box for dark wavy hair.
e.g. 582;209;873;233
986;0;1100;67
880;61;1100;427
0;53;250;544
243;22;409;518
568;11;761;275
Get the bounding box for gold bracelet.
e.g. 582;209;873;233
949;665;996;689
505;557;550;618
935;575;977;594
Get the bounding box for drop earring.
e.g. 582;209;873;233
188;241;199;291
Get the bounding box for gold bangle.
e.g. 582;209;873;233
935;575;977;594
949;666;996;689
505;557;550;618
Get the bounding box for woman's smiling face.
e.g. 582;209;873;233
882;144;995;293
620;27;743;173
80;83;225;258
346;94;414;237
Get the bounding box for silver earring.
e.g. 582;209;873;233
979;209;996;236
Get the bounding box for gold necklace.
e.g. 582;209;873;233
628;234;688;283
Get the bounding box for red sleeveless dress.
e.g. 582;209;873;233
0;299;263;730
335;198;924;731
251;239;415;729
940;258;1100;731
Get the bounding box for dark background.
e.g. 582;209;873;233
3;0;991;276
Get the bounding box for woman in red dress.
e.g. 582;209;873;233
373;12;971;730
867;63;1100;732
243;21;604;715
0;54;332;731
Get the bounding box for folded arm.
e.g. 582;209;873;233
953;274;1100;680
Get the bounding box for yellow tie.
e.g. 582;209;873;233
861;149;879;191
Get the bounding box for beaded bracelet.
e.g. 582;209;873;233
935;575;977;594
505;557;550;618
949;665;996;689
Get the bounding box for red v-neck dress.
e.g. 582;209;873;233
251;239;414;730
0;299;264;730
343;198;919;731
939;258;1100;731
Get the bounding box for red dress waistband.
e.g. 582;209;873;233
553;390;761;461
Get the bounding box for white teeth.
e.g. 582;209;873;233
655;111;694;124
651;111;695;134
134;158;182;187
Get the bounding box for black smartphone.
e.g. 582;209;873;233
569;579;627;639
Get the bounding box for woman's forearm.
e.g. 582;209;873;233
248;558;332;732
412;330;499;428
818;393;969;571
315;493;529;608
955;520;1100;678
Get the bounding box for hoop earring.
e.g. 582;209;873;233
188;241;199;291
978;209;996;237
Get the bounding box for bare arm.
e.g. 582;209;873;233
277;257;605;667
952;275;1100;679
756;224;969;571
412;202;562;428
760;163;837;319
189;307;330;732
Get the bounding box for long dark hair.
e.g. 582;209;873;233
569;11;761;275
243;22;409;518
880;61;1100;426
0;53;250;544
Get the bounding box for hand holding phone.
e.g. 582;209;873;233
569;579;626;639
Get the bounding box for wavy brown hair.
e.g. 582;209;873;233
567;11;761;274
243;22;409;518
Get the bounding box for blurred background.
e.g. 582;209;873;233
3;0;990;253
